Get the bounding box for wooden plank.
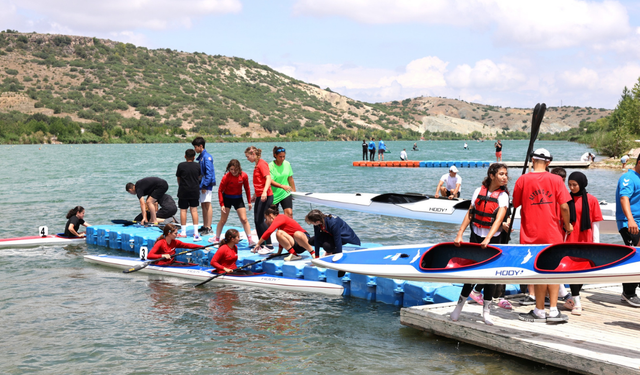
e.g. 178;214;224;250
400;285;640;375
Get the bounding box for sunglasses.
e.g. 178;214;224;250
275;148;285;153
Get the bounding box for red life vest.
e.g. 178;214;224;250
471;186;505;229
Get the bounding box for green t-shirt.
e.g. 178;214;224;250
269;160;293;204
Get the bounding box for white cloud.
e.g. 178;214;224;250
559;68;600;90
381;56;448;88
447;59;526;90
0;0;242;34
293;0;630;49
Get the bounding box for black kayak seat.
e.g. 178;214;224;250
371;193;428;204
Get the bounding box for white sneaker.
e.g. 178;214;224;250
193;234;202;242
284;253;302;261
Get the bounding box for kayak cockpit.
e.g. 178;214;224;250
419;242;502;271
535;243;636;272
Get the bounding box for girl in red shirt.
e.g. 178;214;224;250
252;206;315;261
214;159;254;245
245;146;274;250
147;224;203;266
209;229;253;275
564;171;603;315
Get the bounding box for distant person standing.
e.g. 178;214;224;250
495;140;503;162
176;148;201;241
368;137;376;161
615;158;640;307
400;149;407;161
464;142;468;150
413;142;418;151
378;138;386;161
192;136;216;236
435;166;462;199
361;140;368;161
622;154;630;169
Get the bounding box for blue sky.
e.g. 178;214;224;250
4;0;640;109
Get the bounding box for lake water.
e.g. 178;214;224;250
0;140;623;374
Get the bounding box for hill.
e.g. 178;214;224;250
0;31;611;144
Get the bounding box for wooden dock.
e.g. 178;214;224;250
401;285;640;375
503;161;591;169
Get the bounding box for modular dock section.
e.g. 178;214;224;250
353;161;591;169
401;285;640;375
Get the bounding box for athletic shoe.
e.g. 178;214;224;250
519;296;536;305
284;254;302;261
497;299;513;310
177;232;187;238
202;228;214;236
518;310;546;323
198;226;206;233
621;293;640;307
193;234;202;242
207;237;219;244
469;291;484;305
546;311;569;322
248;240;258;247
257;247;272;255
571;306;582;316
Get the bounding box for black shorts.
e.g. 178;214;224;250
223;196;245;210
178;198;199;209
292;232;311;254
275;195;293;210
150;180;169;201
445;190;460;198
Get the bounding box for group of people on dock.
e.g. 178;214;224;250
362;138;387;161
118;140;363;275
447;146;640;325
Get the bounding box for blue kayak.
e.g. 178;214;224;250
311;242;639;284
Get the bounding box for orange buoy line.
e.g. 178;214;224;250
352;161;493;168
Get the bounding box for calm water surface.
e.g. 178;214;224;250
0;140;623;374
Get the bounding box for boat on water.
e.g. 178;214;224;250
311;242;640;284
292;191;619;234
0;234;86;249
84;254;344;296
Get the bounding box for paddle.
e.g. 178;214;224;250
123;243;217;273
194;252;286;287
507;103;546;239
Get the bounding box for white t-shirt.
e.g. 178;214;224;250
440;173;462;192
580;152;590;162
470;187;509;238
400;150;407;160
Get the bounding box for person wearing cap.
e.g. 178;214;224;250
513;148;573;323
435;166;462;199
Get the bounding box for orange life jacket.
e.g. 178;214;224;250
471;186;505;229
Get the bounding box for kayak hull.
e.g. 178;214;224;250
292;192;620;234
84;254;344;296
0;234;86;249
311;242;640;284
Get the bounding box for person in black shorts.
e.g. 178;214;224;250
214;159;254;245
63;206;90;237
126;177;169;225
176;149;202;240
362;140;368;161
133;194;177;223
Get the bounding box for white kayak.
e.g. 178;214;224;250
292;191;619;235
84;254;344;296
0;234;86;249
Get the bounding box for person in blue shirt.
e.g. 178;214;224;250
192;136;216;236
616;157;640;307
305;209;361;256
368;138;376;161
378;138;386;161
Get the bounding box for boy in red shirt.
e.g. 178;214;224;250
513;148;573;323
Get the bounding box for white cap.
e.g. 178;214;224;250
449;165;459;173
531;148;552;161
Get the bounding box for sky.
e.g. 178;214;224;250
3;0;640;109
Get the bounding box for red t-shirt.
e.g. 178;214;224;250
513;172;571;244
261;214;306;241
210;243;238;272
253;159;273;197
566;193;603;243
147;239;202;265
218;171;251;206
